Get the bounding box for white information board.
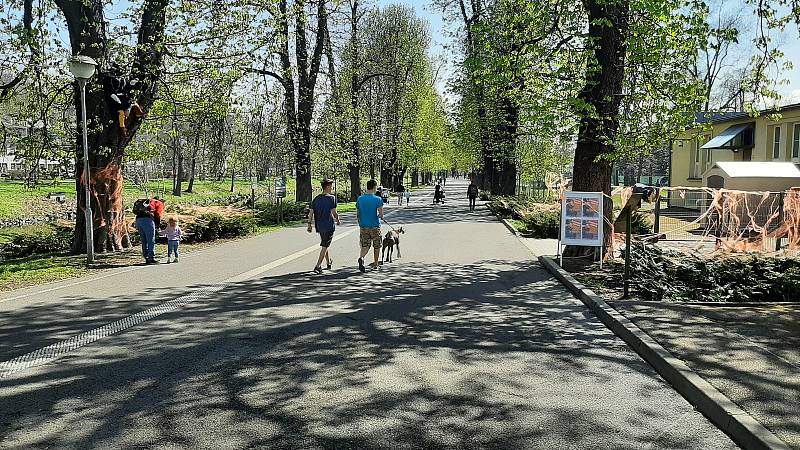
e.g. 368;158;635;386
559;191;604;266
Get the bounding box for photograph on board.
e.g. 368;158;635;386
582;219;599;241
565;219;582;240
582;198;600;218
566;198;582;217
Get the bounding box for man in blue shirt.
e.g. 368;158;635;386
356;179;385;272
308;179;340;274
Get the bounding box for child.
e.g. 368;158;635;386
161;217;183;263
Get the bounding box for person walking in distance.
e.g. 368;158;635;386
467;178;479;212
395;183;406;206
356;179;385;272
308;179;341;274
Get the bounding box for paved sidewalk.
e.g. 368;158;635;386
0;181;735;449
610;301;800;448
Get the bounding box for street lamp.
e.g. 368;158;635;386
68;55;97;265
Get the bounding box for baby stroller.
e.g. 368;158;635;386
433;184;445;204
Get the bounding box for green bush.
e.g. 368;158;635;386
520;209;560;238
255;200;308;225
185;213;255;243
335;191;351;204
0;224;73;260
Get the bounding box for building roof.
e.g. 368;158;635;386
692;103;800;126
693;112;749;124
710;161;800;178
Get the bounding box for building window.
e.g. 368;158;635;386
793;123;800;160
773;125;781;160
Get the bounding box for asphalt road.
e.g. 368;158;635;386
0;180;736;449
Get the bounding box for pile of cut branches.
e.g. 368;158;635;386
586;244;800;302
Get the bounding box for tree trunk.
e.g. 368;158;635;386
230;168;235;193
186;128;201;193
411;168;418;187
58;0;169;255
567;0;629;253
272;0;325;204
172;144;183;196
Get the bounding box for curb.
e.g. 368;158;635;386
538;255;790;450
484;204;518;235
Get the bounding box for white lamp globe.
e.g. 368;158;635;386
68;55;98;80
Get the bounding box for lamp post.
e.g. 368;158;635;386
68;55;98;265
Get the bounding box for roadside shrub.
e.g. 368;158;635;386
630;211;653;235
255;200;308;225
185;213;255;243
479;191;491;201
335;191;351;204
0;224;73;260
520;208;560;238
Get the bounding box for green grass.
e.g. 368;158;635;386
509;218;528;233
0;178;309;220
0;253;89;291
0;181;77;219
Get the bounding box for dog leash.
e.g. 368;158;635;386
381;218;400;233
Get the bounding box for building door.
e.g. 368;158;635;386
707;175;725;189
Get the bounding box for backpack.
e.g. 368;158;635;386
468;184;478;196
133;198;152;217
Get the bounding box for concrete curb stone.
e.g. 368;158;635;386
537;254;791;450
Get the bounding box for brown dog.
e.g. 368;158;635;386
381;227;405;263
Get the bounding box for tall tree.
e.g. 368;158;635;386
256;0;328;203
54;0;169;253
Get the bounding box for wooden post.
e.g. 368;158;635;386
776;191;785;251
624;207;632;299
654;193;661;233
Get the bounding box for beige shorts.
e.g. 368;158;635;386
359;227;382;249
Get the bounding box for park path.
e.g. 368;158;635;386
0;180;735;449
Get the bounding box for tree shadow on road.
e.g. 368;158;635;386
0;261;733;449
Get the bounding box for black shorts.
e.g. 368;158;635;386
319;230;334;248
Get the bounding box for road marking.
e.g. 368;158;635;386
0;188;434;378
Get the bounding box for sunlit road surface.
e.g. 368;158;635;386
0;181;736;449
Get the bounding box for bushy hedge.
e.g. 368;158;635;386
519;208;560;238
624;244;800;302
0;224;72;260
490;197;560;238
255;200;308;225
185;213;256;243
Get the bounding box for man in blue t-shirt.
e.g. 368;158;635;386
308;179;340;274
356;179;385;272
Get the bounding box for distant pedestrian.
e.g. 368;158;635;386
433;182;445;204
404;189;411;205
467;178;479;212
133;198;158;264
396;183;406;205
308;179;340;274
356;179;385;272
161;217;183;263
